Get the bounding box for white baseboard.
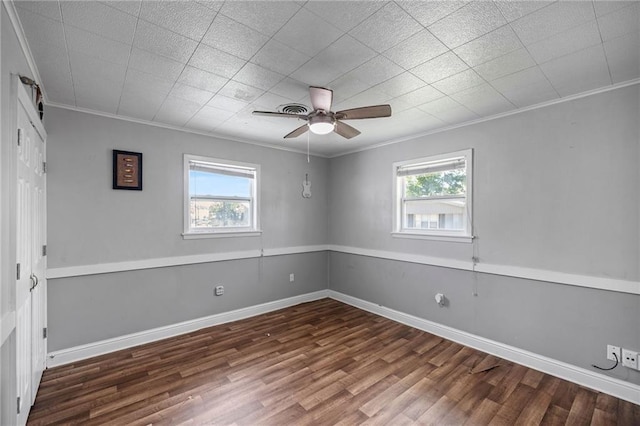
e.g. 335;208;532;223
328;290;640;406
47;290;329;368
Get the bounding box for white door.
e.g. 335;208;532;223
15;85;47;425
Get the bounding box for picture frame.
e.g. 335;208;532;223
112;150;143;190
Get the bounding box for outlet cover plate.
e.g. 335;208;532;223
621;348;638;369
607;345;621;361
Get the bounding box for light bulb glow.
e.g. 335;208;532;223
308;115;335;135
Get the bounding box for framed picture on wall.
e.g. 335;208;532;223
112;150;143;190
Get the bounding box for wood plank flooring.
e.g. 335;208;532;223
28;299;639;425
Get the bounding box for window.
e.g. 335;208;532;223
183;155;260;238
393;149;473;242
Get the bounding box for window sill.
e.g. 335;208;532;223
391;232;474;243
182;230;262;240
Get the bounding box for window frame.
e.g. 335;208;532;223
183;154;261;239
392;149;473;243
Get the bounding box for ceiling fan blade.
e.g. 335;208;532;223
334;120;361;139
335;104;392;120
284;124;309;139
309;86;333;112
253;111;307;119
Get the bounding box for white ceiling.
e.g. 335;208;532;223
12;0;640;156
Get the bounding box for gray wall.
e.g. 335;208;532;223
329;86;639;280
45;107;329;350
46;107;329;267
49;252;327;351
328;84;640;385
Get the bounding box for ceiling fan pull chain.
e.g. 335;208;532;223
307;131;310;163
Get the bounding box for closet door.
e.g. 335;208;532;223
15;84;47;425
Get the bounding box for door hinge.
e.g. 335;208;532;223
43;161;47;174
17;396;20;414
17;128;22;146
42;245;47;256
17;263;21;280
43;327;47;339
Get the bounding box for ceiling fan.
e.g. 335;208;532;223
252;86;392;139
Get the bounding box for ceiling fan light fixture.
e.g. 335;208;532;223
308;115;335;135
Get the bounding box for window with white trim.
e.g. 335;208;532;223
184;155;260;237
393;149;473;241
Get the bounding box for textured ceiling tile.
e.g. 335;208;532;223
202;15;270;60
491;66;558;108
269;78;310;103
155;96;203;126
350;55;404;86
391;85;446;108
411;52;469;84
539;44;611;97
219;1;301;36
274;8;343;57
333;87;391;111
303;1;385;32
169;83;214;105
428;2;506;49
207;94;248;113
594;1;637;17
29;44;73;99
251;40;311;76
374;72;426;98
195;1;224;13
177;66;229;93
139;1;217;40
124;68;175;96
118;90;165;121
597;2;640;41
15;1;62;21
450;83;514;116
314;36;377;74
494;1;553;22
133;20;198;64
474;49;536;81
327;74;370;104
188;44;246;79
511;1;595;46
75;80;122;113
349;2;422;53
219;81;265;103
251;91;299;111
65;26;131;65
69;51;127;86
16;8;66;48
603;31;640;83
454;25;523;67
290;57;345;87
100;1;141;17
185;106;228;133
233;63;285;91
417;96;479;124
396;1;466;27
527;20;602;64
432;69;485;95
128;48;185;81
60;1;137;43
382;30;448;70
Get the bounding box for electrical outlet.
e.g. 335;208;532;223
621;349;638;369
215;285;224;296
289;273;294;282
607;345;621;361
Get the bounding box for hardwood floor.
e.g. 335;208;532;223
28;299;638;425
